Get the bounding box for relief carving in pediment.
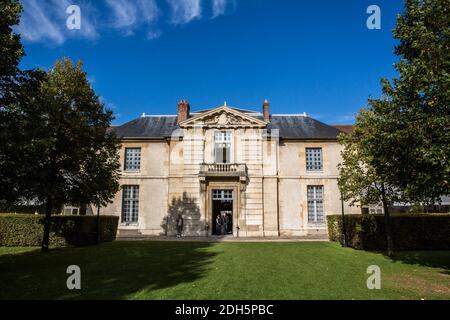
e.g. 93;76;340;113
180;106;267;128
203;111;250;126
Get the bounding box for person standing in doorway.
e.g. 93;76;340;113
222;213;228;235
215;214;222;235
226;212;232;234
176;214;183;238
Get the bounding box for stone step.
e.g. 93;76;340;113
116;234;329;242
117;229;142;238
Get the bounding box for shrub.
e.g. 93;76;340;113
327;214;450;250
0;214;119;247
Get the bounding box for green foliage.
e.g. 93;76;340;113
0;214;119;247
0;70;47;205
0;0;41;206
364;0;450;204
338;0;450;255
0;0;24;84
0;203;46;214
27;58;121;208
0;3;120;250
1;58;121;211
338;110;399;255
337;111;401;208
327;214;450;250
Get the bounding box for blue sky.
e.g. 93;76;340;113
16;0;405;125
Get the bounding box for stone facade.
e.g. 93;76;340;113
103;102;360;237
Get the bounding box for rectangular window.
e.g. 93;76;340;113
122;185;139;223
307;186;324;223
124;148;141;171
306;148;323;171
214;131;232;163
63;206;79;215
212;189;233;200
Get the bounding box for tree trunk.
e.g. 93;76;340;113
41;111;62;252
381;185;394;256
341;197;347;247
41;197;53;252
96;206;101;244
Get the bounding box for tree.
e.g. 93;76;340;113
0;69;47;207
339;0;449;255
25;58;120;251
0;2;120;250
366;0;450;206
338;110;401;256
0;0;41;207
0;0;23;87
0;0;23;204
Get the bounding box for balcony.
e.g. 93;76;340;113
199;163;248;191
199;163;247;177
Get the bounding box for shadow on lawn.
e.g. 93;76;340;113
0;241;218;299
385;251;450;275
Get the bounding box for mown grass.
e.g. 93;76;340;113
0;241;448;300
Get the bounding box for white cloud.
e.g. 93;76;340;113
166;0;202;24
100;96;117;110
137;0;160;23
212;0;227;17
16;0;236;45
105;0;159;36
147;29;163;40
17;0;65;44
17;0;99;45
105;0;138;28
212;0;236;18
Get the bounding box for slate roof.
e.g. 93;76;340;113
112;111;344;140
268;116;343;140
113;116;179;139
332;125;354;134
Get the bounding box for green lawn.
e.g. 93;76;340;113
0;241;449;300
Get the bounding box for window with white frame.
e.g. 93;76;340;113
306;148;323;171
214;131;232;163
124;148;141;171
63;205;79;215
212;189;233;201
368;205;384;214
307;186;324;223
122;185;139;223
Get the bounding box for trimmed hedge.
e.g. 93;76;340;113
327;214;450;250
0;214;119;247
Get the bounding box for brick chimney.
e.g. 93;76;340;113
263;99;270;122
177;99;190;124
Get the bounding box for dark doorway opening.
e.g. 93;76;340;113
212;189;233;236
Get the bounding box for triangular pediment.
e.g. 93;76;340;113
179;106;267;128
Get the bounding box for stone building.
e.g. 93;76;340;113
104;100;359;237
